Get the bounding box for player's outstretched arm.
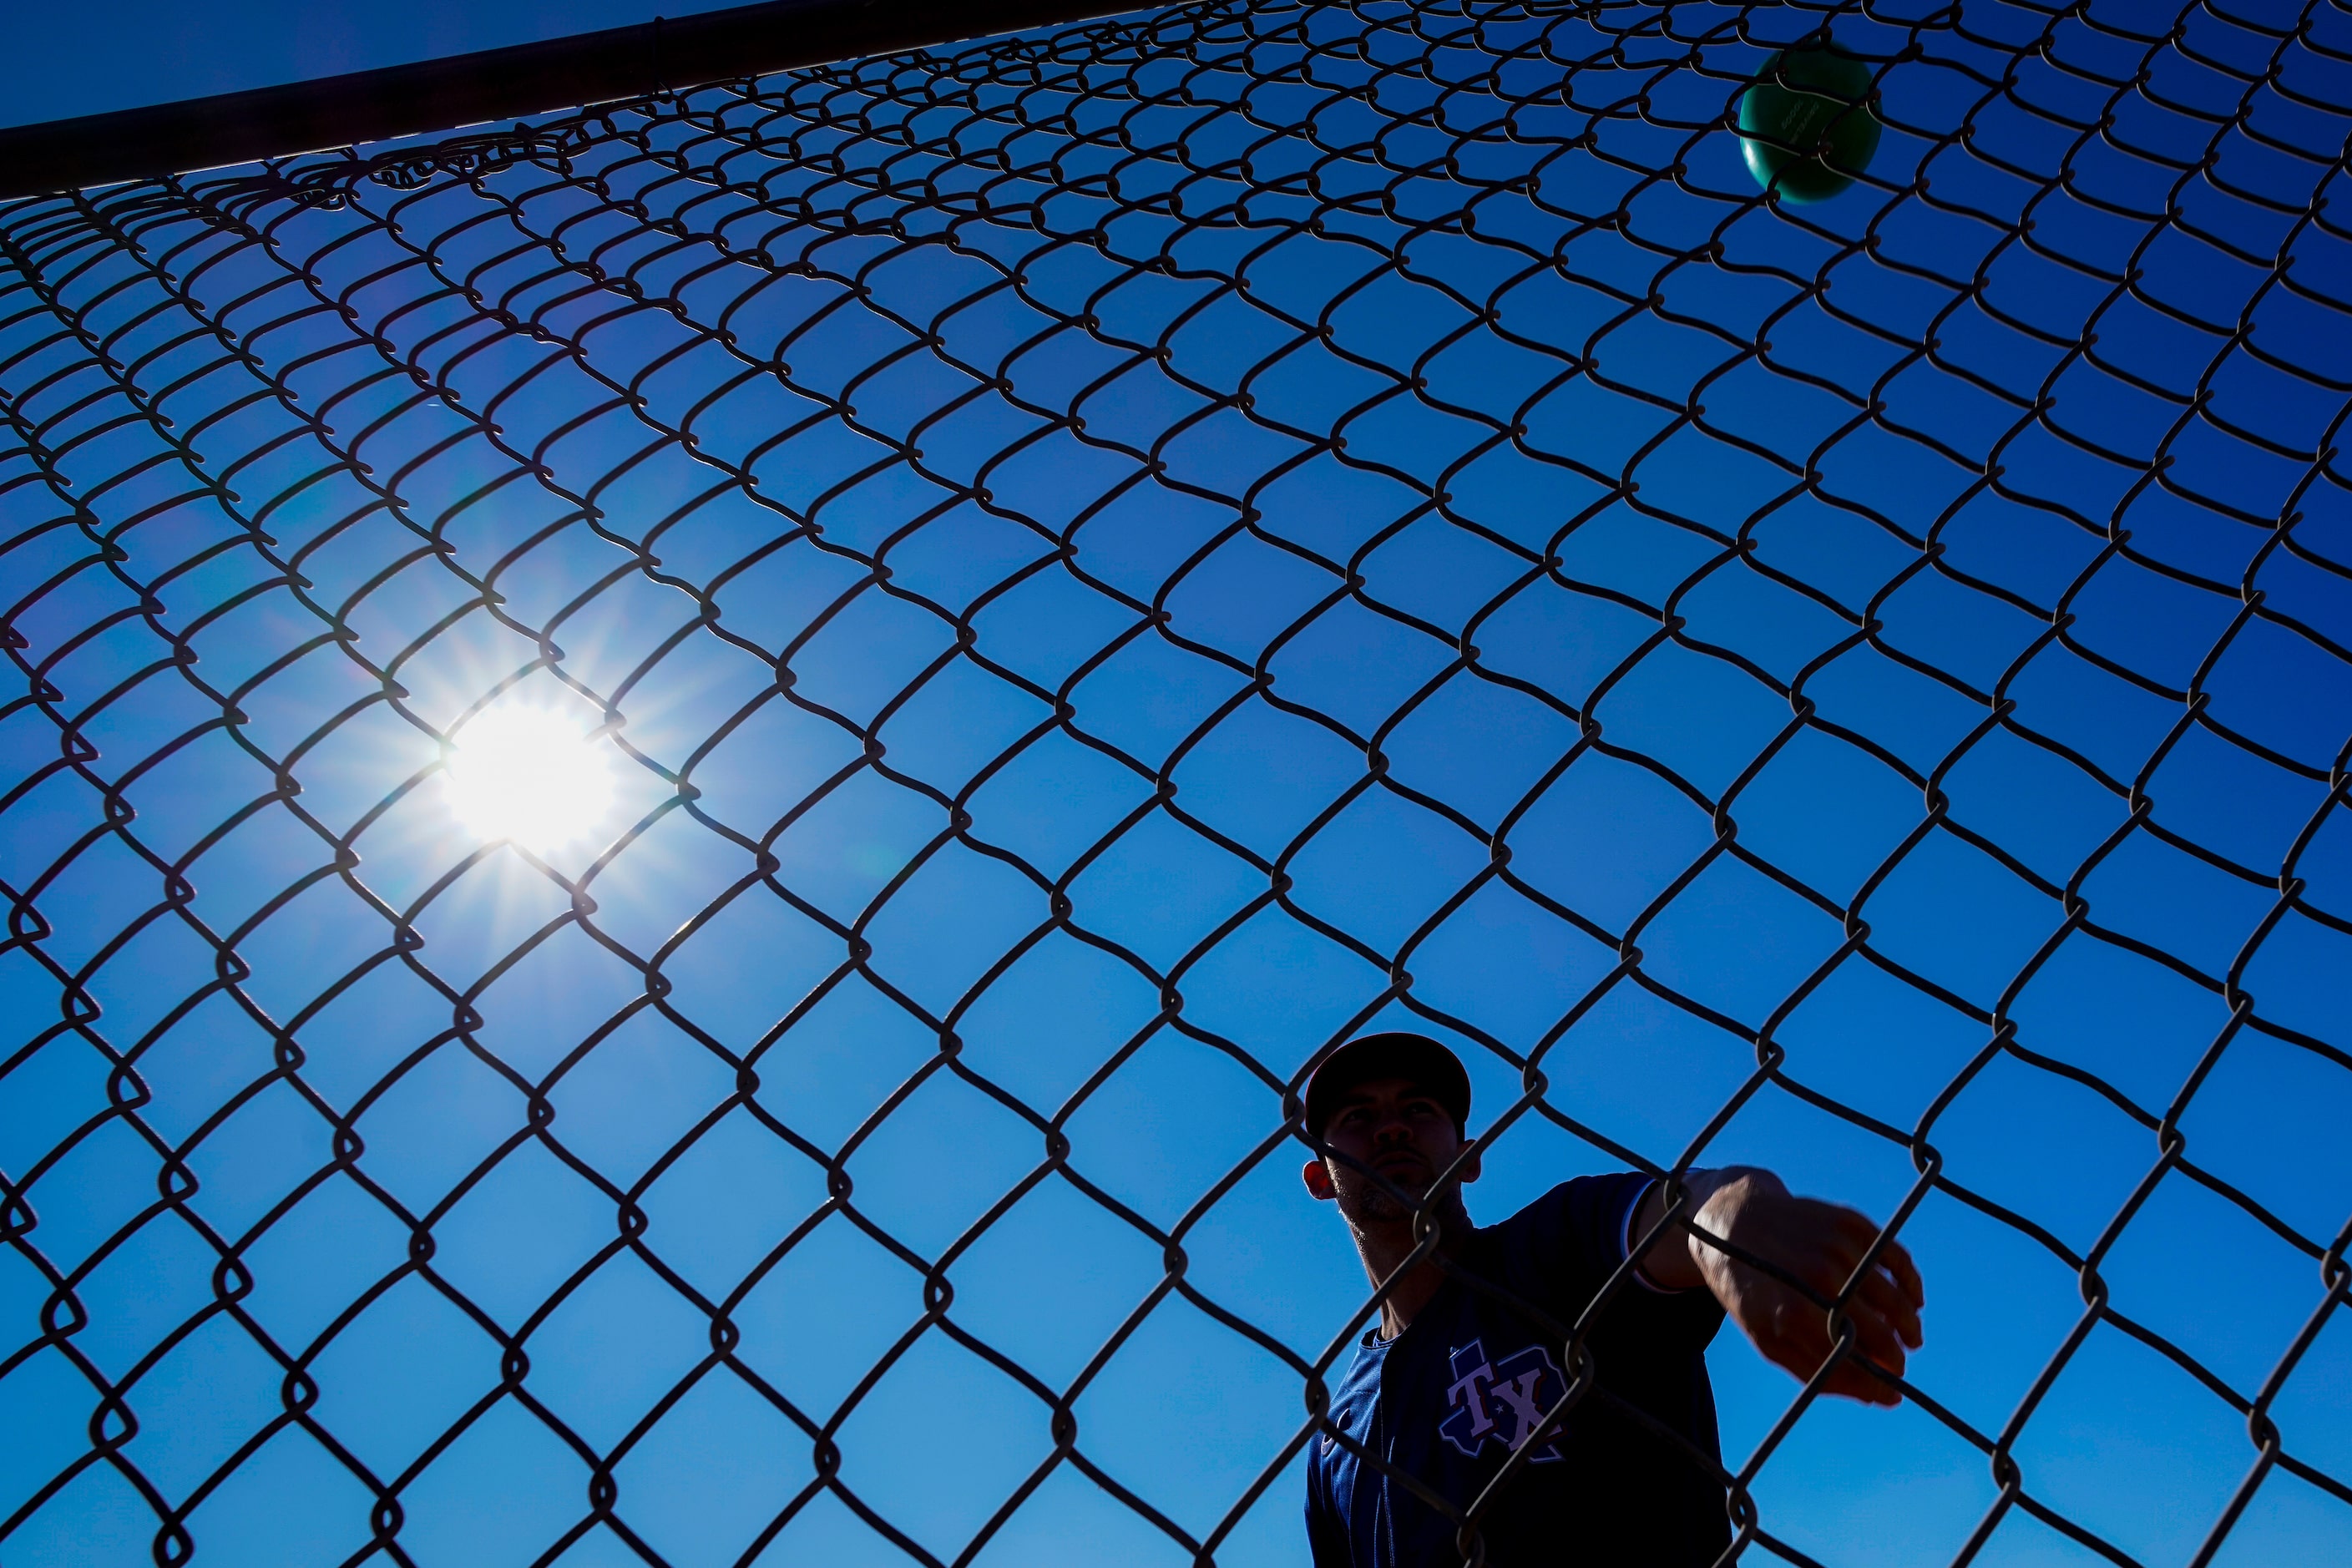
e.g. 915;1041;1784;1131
1630;1168;1924;1406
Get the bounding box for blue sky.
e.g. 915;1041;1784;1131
3;3;2350;1567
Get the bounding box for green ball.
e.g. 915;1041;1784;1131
1737;43;1883;204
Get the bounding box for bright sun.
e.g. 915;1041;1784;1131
442;704;617;852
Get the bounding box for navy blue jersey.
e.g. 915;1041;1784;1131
1305;1173;1727;1567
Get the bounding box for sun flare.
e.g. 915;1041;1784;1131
442;704;616;852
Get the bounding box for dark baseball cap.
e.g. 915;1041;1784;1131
1302;1031;1471;1141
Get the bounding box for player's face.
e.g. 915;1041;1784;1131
1303;1075;1477;1225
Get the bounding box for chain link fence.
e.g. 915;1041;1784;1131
3;0;2349;1564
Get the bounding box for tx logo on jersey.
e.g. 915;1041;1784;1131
1437;1339;1566;1463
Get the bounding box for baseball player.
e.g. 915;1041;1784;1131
1301;1031;1925;1566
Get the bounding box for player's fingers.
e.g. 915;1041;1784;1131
1879;1234;1925;1310
1831;1303;1912;1403
1762;1311;1901;1407
1855;1265;1923;1349
1809;1328;1901;1405
1755;1281;1908;1407
1760;1279;1879;1359
1822;1218;1922;1321
1838;1297;1909;1383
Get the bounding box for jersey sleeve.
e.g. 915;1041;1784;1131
1497;1172;1725;1349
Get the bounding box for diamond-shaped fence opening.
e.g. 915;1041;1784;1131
3;1;2349;1565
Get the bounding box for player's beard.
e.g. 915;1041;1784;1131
1336;1165;1438;1229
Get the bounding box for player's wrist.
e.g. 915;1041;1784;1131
1680;1167;1783;1288
1629;1175;1710;1291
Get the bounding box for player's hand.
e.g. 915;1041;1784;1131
1639;1169;1924;1405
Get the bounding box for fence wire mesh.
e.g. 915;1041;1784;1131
3;1;2349;1565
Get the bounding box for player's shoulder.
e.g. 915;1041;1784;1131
1491;1169;1648;1231
1481;1171;1651;1272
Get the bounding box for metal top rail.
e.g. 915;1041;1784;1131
0;0;1131;200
